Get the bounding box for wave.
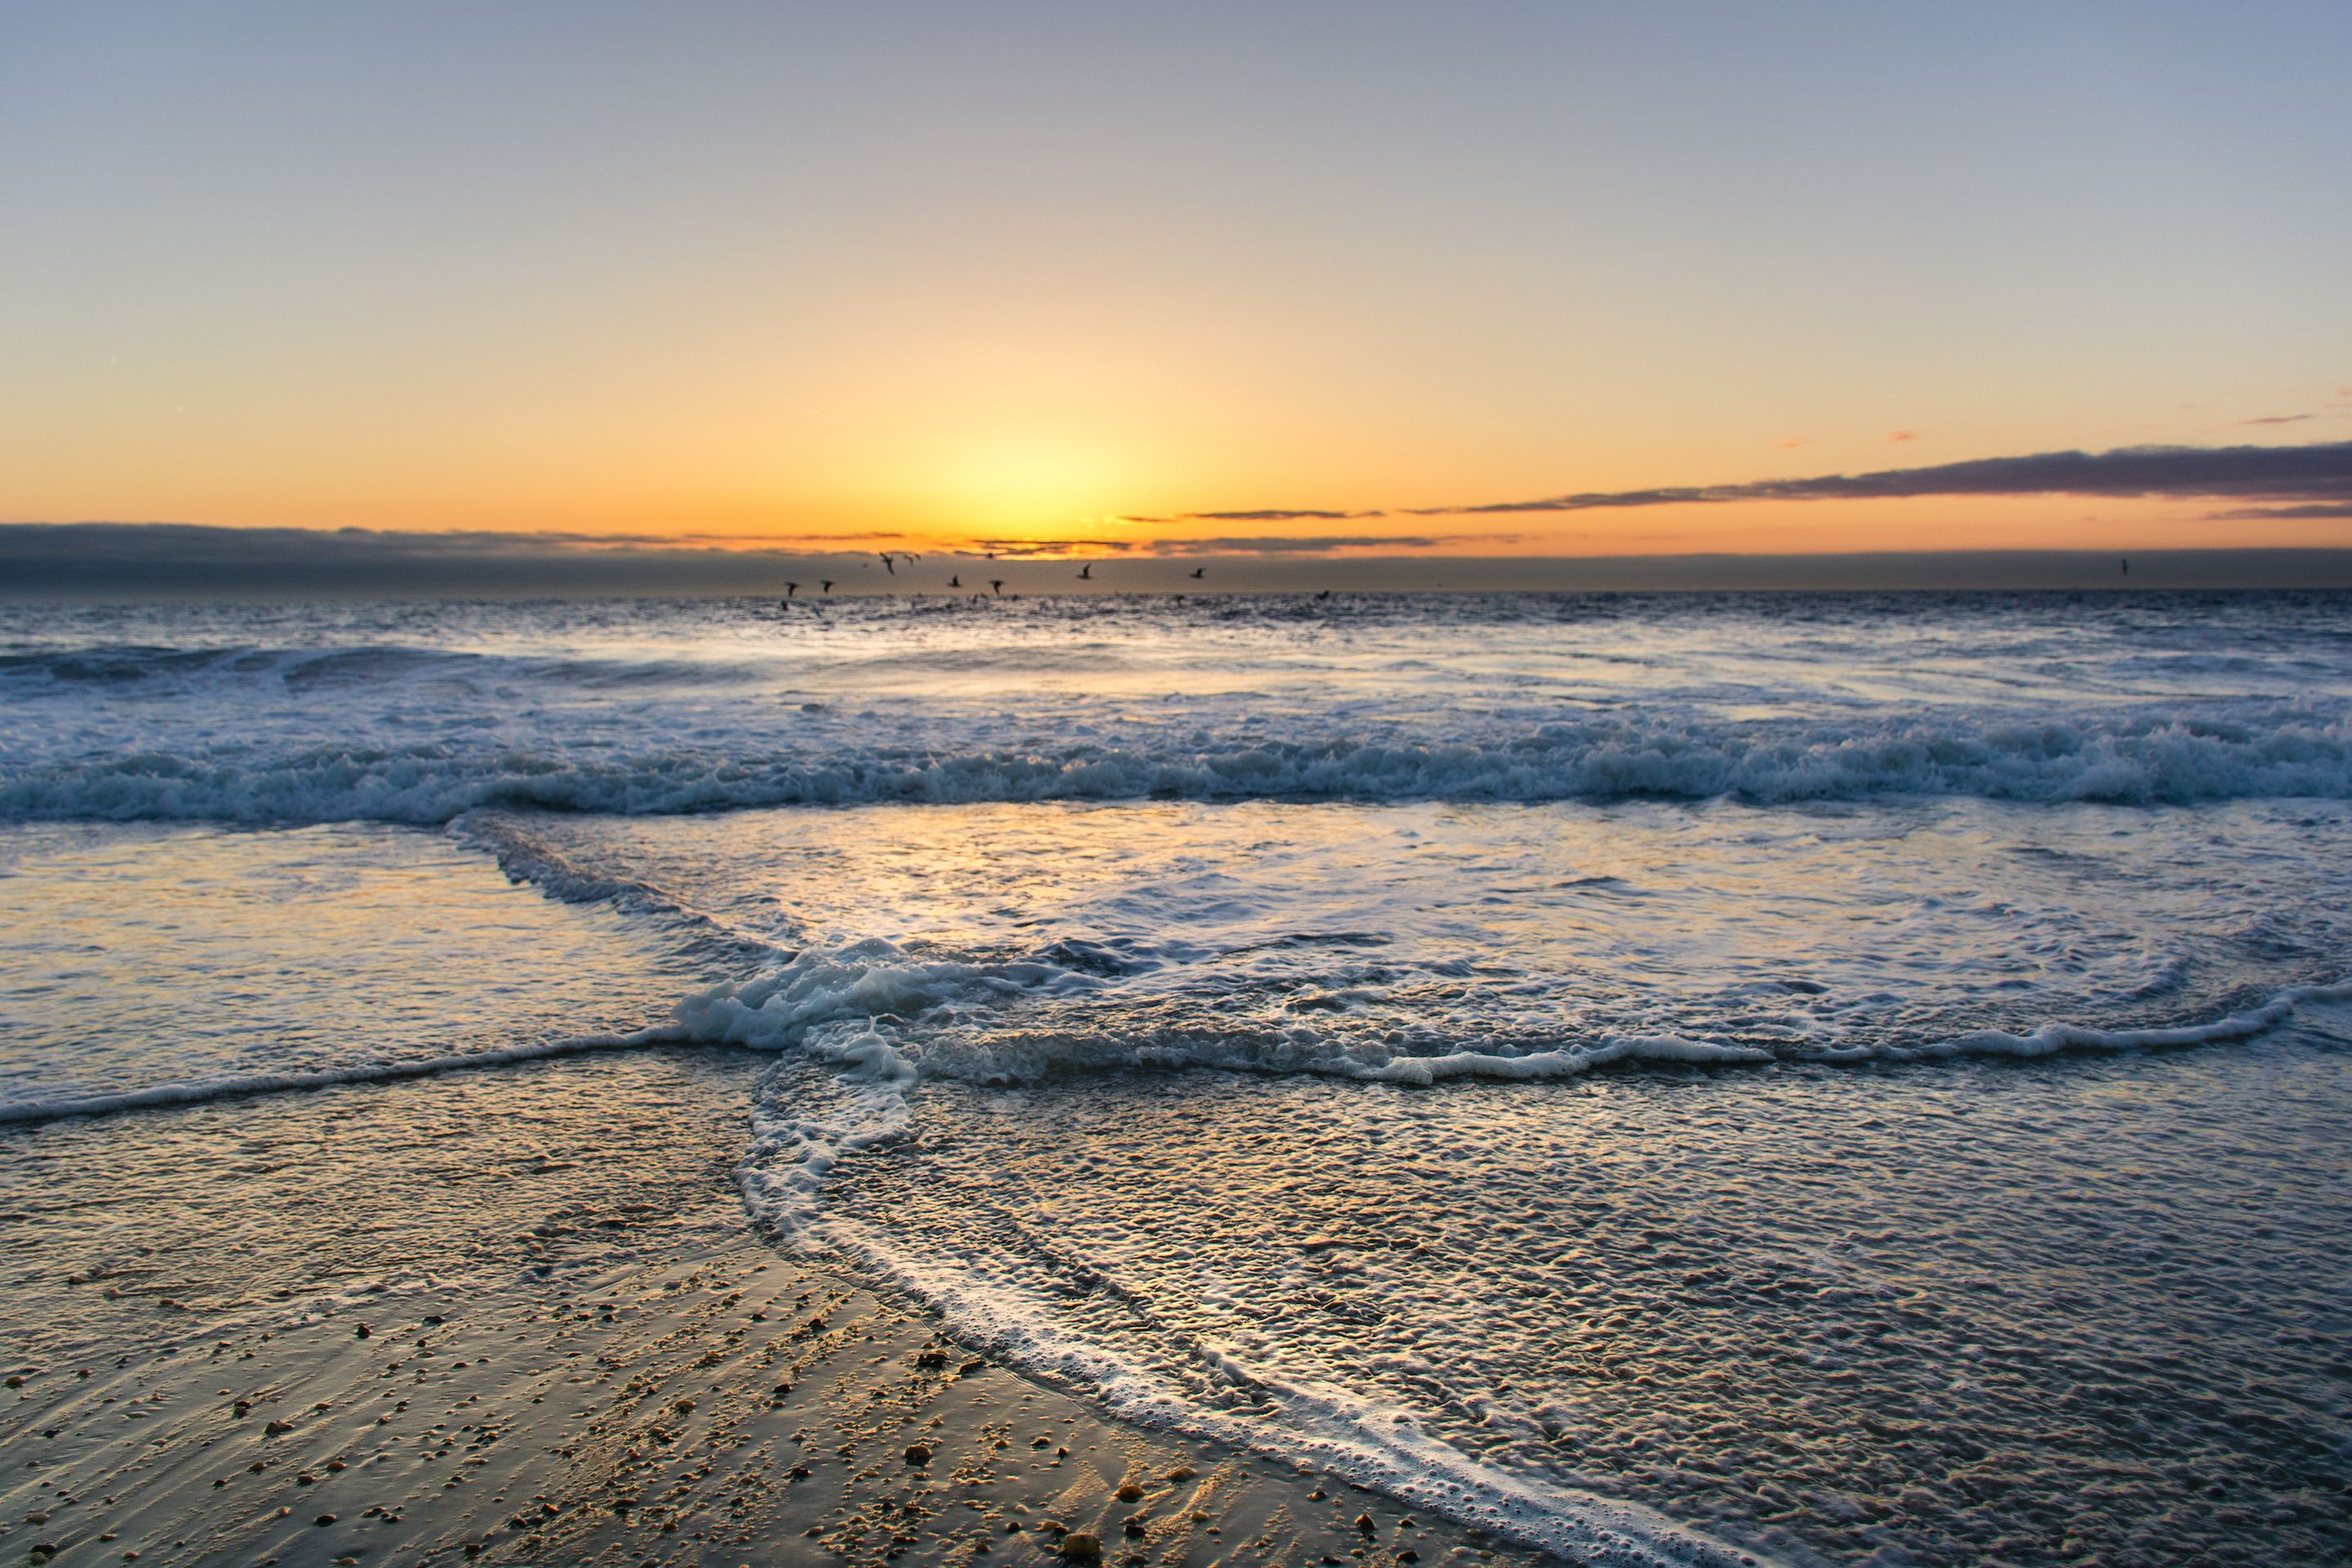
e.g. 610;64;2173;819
451;811;788;961
675;942;2352;1089
0;1028;671;1128
16;933;2340;1130
0;641;772;691
6;710;2352;824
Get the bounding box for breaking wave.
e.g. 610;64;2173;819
5;710;2351;825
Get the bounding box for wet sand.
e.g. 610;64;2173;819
0;1052;1541;1568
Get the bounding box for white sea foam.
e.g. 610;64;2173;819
740;1145;1776;1568
4;711;2351;825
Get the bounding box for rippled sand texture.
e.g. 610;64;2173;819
0;1054;1539;1568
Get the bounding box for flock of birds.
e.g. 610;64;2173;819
772;551;2140;613
777;551;1227;610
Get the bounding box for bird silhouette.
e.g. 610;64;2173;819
821;580;835;595
1076;563;1094;581
784;581;800;599
878;550;922;575
2120;557;2130;576
990;579;1004;595
1315;590;1331;601
1188;567;1205;580
947;574;962;589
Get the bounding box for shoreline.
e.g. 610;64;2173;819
0;1052;1550;1568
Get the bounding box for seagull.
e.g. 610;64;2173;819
821;580;835;595
1077;563;1094;581
1188;567;1205;580
879;550;921;575
783;582;800;599
947;574;961;588
990;579;1004;595
2120;557;2130;576
1315;589;1331;601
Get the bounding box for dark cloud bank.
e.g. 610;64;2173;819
1415;440;2352;516
5;523;2351;597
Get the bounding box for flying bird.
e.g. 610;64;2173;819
2120;557;2130;576
947;574;961;588
1315;590;1331;600
1076;563;1094;580
783;582;799;600
1188;568;1205;580
821;580;835;594
879;550;922;575
990;579;1004;595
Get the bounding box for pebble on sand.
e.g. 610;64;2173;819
1060;1532;1102;1558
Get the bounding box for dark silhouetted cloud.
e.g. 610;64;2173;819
2236;413;2314;426
1414;441;2352;516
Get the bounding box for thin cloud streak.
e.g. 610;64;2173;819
1181;509;1379;522
956;539;1141;558
1143;534;1507;556
1410;441;2352;516
2206;502;2352;520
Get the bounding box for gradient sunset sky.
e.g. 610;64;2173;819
4;2;2348;559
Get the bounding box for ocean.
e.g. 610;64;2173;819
3;590;2349;1566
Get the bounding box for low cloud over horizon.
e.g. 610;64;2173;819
1173;439;2352;526
1418;439;2352;519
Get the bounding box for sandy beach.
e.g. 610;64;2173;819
0;1051;1535;1568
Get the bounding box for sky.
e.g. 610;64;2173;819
3;2;2349;563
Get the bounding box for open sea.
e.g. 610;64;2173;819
3;590;2350;1567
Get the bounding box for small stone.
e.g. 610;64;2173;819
1165;1466;1196;1482
1061;1534;1102;1559
1116;1483;1144;1502
354;1324;369;1339
4;1375;23;1388
1356;1514;1376;1535
959;1360;985;1375
904;1444;932;1465
1398;1551;1421;1563
26;1511;51;1524
314;1513;337;1526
